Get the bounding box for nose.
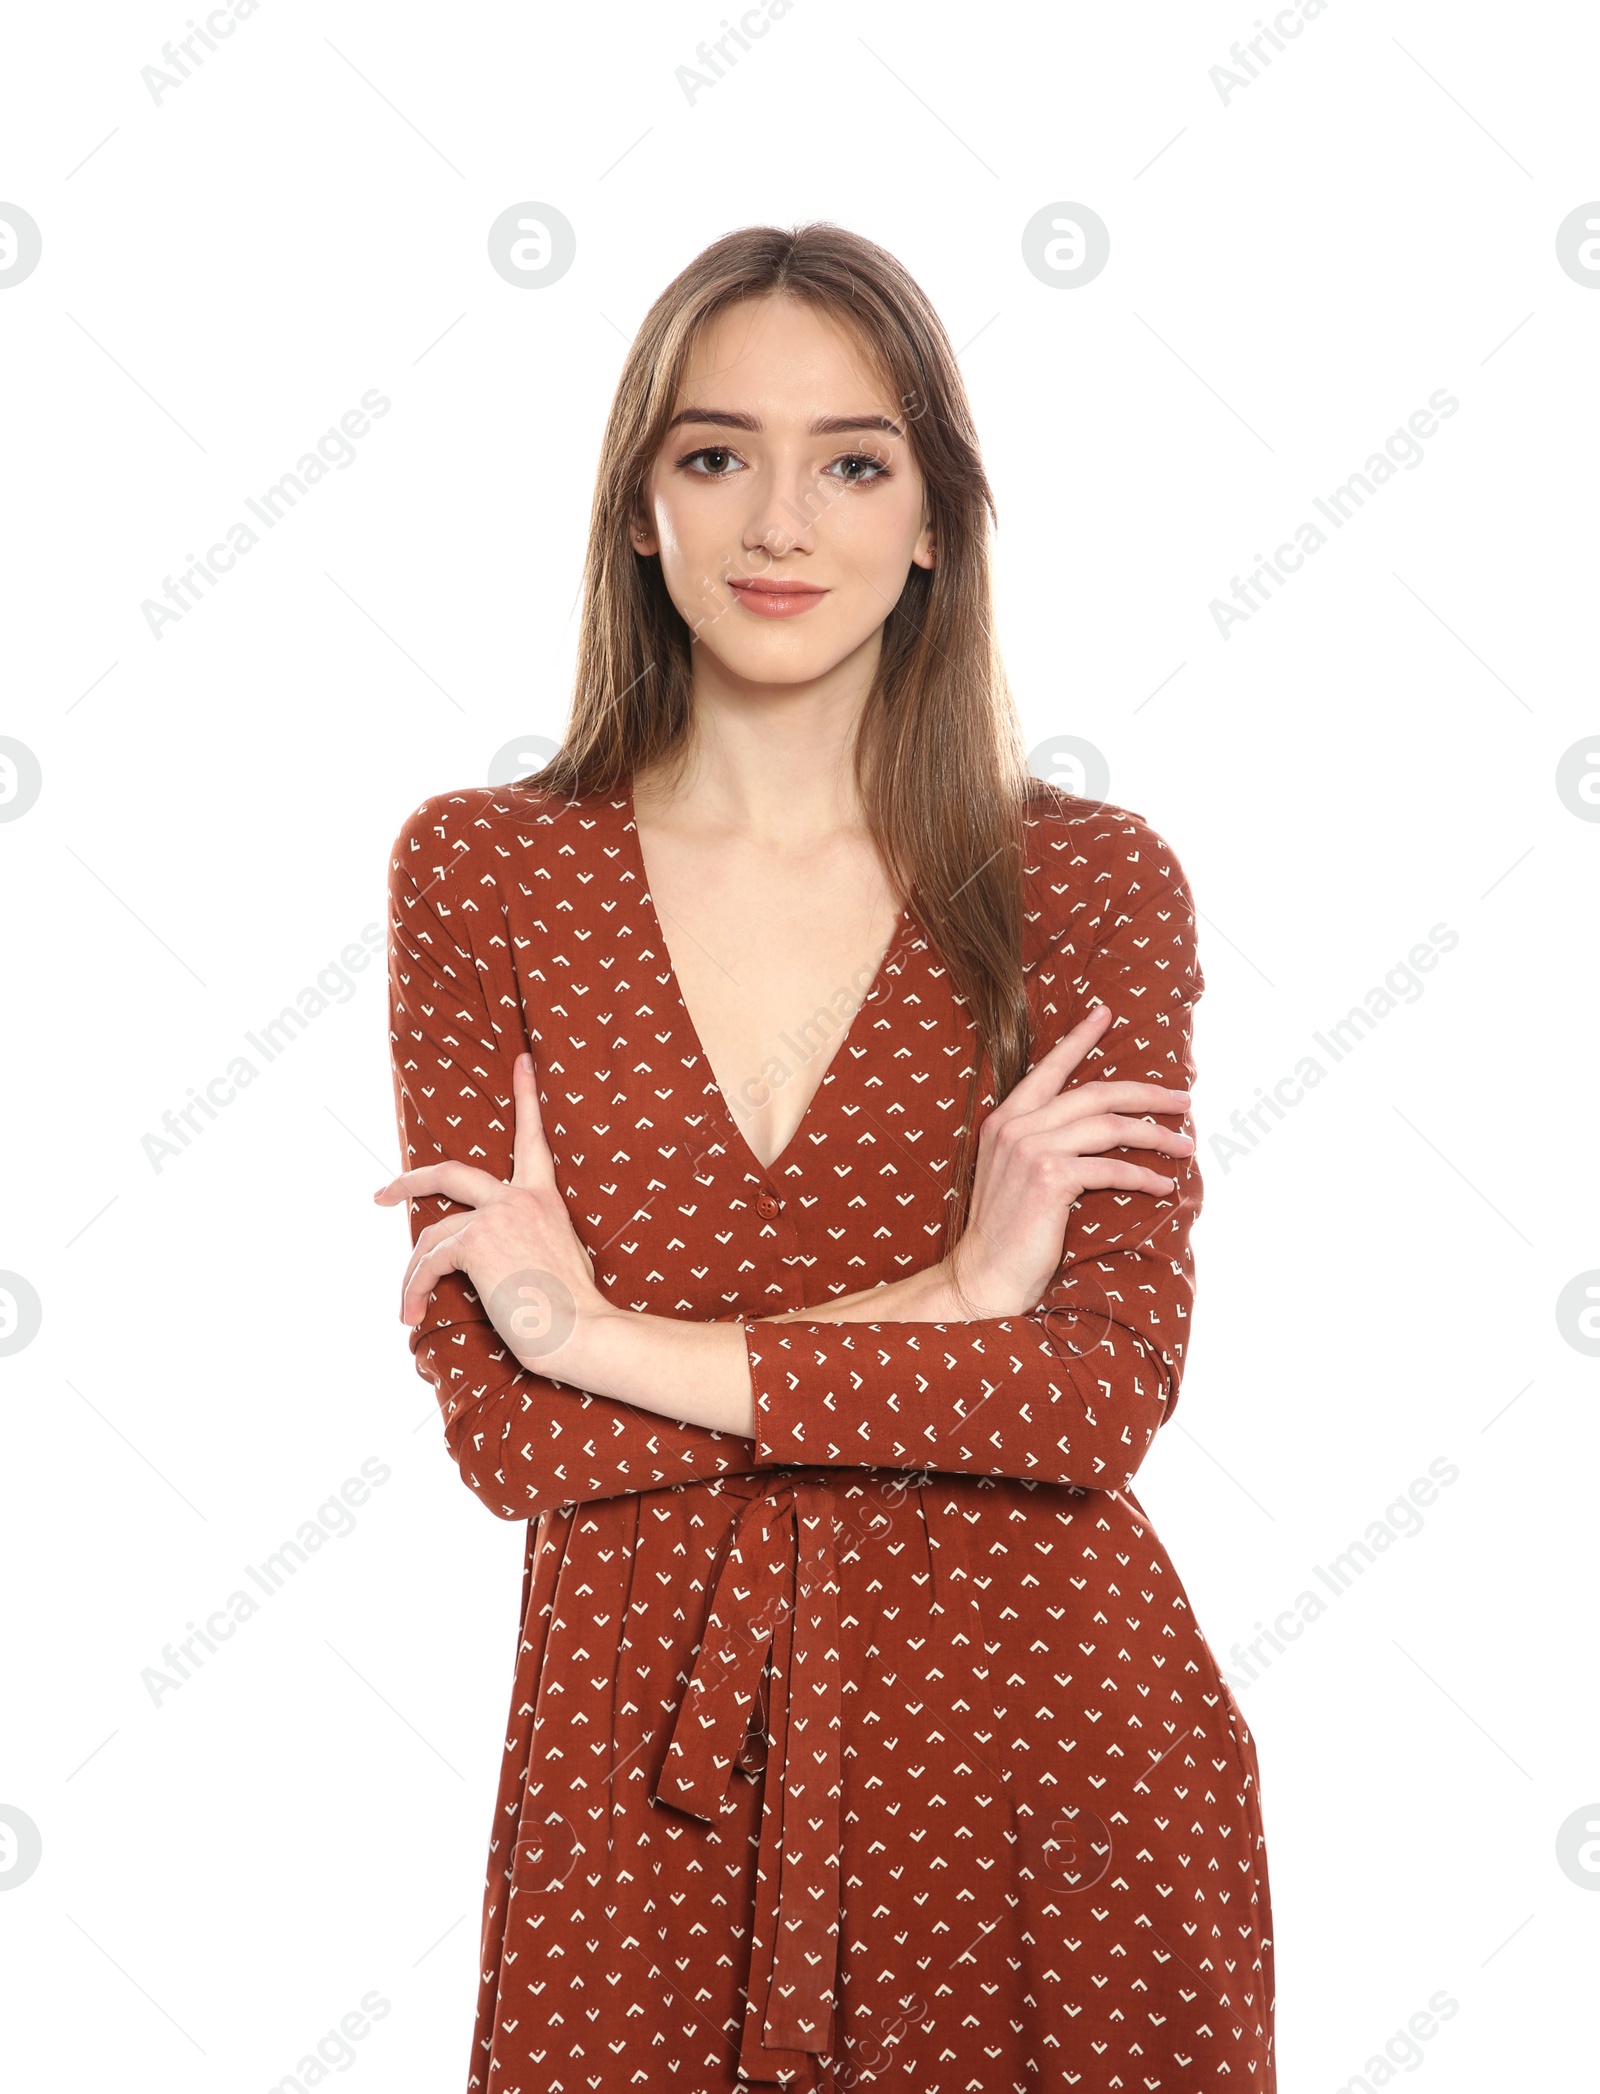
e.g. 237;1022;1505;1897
740;456;826;565
745;515;803;561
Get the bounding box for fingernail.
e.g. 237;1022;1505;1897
518;1050;533;1073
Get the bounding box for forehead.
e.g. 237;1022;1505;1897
676;295;896;413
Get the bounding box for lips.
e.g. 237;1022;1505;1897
727;576;829;619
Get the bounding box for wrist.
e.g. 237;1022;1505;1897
942;1236;1026;1320
521;1304;756;1437
540;1297;633;1394
898;1260;970;1320
475;1249;619;1381
757;1261;969;1325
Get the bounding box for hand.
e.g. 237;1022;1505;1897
944;1003;1194;1319
374;1049;612;1372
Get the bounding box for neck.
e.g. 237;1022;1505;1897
636;636;883;847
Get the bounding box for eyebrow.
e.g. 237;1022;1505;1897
664;408;906;439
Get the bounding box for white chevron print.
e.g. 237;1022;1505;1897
386;776;1275;2091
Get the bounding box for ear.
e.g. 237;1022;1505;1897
630;510;659;557
911;518;936;571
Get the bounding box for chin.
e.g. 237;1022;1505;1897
685;604;887;687
699;637;863;686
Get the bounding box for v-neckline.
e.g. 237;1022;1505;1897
619;774;916;1179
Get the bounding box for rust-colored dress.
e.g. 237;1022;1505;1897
385;777;1276;2092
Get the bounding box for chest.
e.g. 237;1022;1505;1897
507;791;983;1317
638;843;907;1173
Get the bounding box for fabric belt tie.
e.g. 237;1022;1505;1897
653;1471;844;2078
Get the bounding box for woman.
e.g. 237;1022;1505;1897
377;223;1275;2091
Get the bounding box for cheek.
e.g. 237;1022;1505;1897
651;497;751;634
653;485;735;583
826;483;925;578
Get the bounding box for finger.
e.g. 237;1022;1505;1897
1072;1155;1182;1197
399;1222;475;1326
1025;1107;1196;1156
398;1213;465;1284
995;1005;1114;1121
510;1050;558;1193
374;1160;503;1209
1031;1080;1192;1129
399;1212;472;1307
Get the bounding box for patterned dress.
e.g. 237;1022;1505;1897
385;776;1276;2092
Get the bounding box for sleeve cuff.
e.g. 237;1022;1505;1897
741;1317;807;1467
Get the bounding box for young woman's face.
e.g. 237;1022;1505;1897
635;295;936;686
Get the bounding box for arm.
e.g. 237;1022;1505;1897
734;863;1206;1494
387;811;776;1521
388;799;1199;1506
551;1258;967;1441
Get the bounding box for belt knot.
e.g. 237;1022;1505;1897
653;1471;844;2074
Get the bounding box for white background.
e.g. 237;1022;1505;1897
2;1;1596;2087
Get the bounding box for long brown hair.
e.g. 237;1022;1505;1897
521;221;1040;1252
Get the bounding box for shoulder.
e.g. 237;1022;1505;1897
1021;778;1199;970
386;779;621;907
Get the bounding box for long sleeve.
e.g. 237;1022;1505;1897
386;801;761;1522
741;842;1205;1495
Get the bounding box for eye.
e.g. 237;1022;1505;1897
826;452;891;484
679;446;745;477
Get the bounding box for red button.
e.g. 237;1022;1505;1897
756;1193;780;1219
